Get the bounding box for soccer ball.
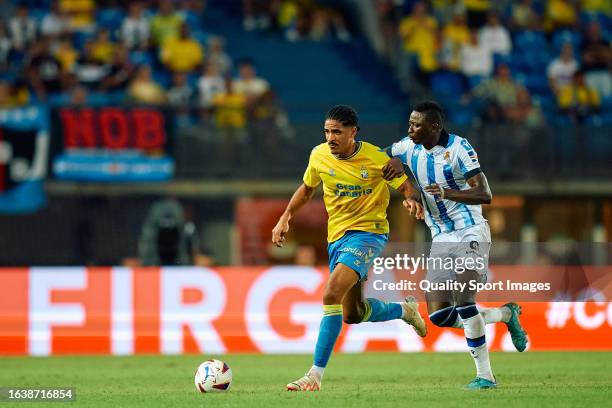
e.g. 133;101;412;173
194;359;232;393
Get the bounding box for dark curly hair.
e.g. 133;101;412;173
325;105;360;130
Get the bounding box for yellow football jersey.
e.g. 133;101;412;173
303;141;408;243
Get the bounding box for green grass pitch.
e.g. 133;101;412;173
1;352;610;407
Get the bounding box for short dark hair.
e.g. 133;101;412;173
413;100;444;125
325;105;360;130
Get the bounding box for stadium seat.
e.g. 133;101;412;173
514;30;547;51
524;73;550;95
129;50;155;66
96;8;126;31
552;30;581;53
430;71;465;96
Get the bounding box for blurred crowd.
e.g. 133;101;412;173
241;0;352;42
376;0;611;126
0;0;287;134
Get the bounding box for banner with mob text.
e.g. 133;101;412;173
50;107;174;181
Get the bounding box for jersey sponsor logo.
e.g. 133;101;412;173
334;183;372;198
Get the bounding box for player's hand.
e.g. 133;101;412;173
424;183;445;199
382;157;404;181
272;218;290;247
403;198;425;220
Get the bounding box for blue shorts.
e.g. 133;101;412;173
327;230;388;281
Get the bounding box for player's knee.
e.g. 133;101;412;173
322;289;343;305
343;307;364;324
429;306;458;328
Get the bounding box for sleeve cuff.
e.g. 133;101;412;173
384;145;393;158
463;168;482;180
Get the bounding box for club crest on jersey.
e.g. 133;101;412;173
329;168;336;176
360;166;369;179
443;151;452;164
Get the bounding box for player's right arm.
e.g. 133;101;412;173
272;147;322;247
272;183;316;247
382;137;413;180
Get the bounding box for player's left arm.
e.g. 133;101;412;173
423;172;492;205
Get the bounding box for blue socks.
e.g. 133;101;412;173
361;298;403;322
312;300;404;369
313;304;343;367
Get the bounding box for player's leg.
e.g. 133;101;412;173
455;268;496;388
287;262;358;391
460;224;527;351
337;232;426;334
424;244;463;329
341;279;425;334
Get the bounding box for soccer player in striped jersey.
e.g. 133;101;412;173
272;105;427;392
383;101;528;389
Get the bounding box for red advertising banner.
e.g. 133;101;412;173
1;267;610;355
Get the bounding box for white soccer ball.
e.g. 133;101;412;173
194;359;232;393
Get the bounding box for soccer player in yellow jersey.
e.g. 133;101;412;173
272;105;428;391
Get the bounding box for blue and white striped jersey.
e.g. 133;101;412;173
390;131;485;238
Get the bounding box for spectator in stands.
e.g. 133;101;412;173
505;86;545;128
547;42;578;95
460;28;493;80
557;70;601;124
8;4;37;51
508;0;541;31
0;80;29;108
167;72;195;126
74;40;110;89
469;63;525;122
91;29;115;64
441;11;470;71
398;1;438;78
99;45;135;91
197;62;226;114
544;0;578;32
28;37;65;98
243;0;280;31
59;0;96;32
206;36;232;75
580;21;611;98
160;22;203;73
432;0;465;25
443;11;470;49
233;59;270;104
374;0;404;60
0;23;12;71
54;35;78;72
478;12;511;56
151;0;183;46
310;5;351;42
580;0;610;14
127;65;166;105
464;0;491;29
121;1;150;50
41;0;71;38
213;78;248;159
